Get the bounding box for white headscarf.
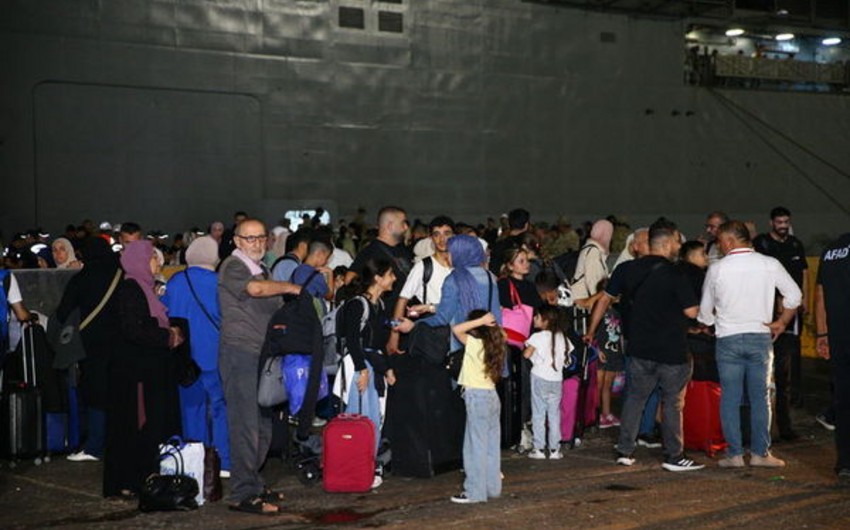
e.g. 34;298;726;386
185;236;219;271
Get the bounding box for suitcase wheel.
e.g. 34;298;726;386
296;460;321;486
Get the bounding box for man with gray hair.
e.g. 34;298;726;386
218;219;301;514
698;220;802;469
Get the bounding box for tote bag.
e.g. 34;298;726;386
501;280;533;348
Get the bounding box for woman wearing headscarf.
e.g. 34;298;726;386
420;235;502;343
55;238;123;462
52;238;82;269
162;236;230;476
389;236;501;475
103;240;183;499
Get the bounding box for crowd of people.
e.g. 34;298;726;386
1;204;848;514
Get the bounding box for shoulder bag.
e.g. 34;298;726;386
49;269;122;369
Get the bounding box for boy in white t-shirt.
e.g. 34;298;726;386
523;305;574;460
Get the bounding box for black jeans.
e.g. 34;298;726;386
832;339;850;473
772;334;797;436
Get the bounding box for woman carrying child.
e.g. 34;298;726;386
523;304;573;460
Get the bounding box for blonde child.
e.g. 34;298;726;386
523;305;573;459
450;310;507;504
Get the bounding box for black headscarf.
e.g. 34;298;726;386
55;238;121;323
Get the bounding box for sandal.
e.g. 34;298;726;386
229;495;280;515
261;487;285;503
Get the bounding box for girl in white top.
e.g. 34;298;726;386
523;305;574;460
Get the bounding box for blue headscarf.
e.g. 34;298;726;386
448;235;487;318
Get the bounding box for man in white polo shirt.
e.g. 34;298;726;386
698;220;801;469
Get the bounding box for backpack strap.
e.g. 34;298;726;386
421;256;433;306
270;253;299;274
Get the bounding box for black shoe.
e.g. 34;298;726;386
662;455;704;472
637;434;662;449
837;469;850;488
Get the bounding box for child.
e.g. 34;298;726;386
450;310;507;504
596;307;625;429
523;304;573;460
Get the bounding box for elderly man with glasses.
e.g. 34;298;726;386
218;218;301;515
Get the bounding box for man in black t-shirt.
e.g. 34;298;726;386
586;219;702;472
345;206;413;323
815;232;850;485
753;206;808;415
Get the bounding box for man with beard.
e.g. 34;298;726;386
753;206;808;421
586;219;703;472
703;211;729;264
218;218;301;514
345;206;413;316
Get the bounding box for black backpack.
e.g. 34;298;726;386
261;291;322;359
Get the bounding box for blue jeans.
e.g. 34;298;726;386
531;375;561;451
463;388;501;502
716;333;772;457
345;362;382;455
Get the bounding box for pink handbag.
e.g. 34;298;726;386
501;280;534;348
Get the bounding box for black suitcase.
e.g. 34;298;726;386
1;325;45;462
499;348;523;450
389;356;464;477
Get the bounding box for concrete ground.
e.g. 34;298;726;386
2;358;848;530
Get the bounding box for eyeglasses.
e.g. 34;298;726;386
236;234;268;243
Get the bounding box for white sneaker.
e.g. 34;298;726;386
371;475;383;489
549;450;564;460
527;448;546;460
312;417;327;428
67;451;99;462
219;470;231;479
450;492;479;504
519;427;533;452
616;453;635;466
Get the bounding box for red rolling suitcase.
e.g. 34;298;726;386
683;380;727;457
322;412;375;493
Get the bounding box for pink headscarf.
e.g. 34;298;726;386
590;219;614;255
120;240;170;329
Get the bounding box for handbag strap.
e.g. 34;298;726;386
80;269;122;331
486;270;493;312
161;441;186;476
184;271;220;331
508;278;522;307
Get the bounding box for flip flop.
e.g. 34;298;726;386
229;495;280;515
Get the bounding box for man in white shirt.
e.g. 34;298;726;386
1;270;34;353
698;220;802;469
387;216;454;355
